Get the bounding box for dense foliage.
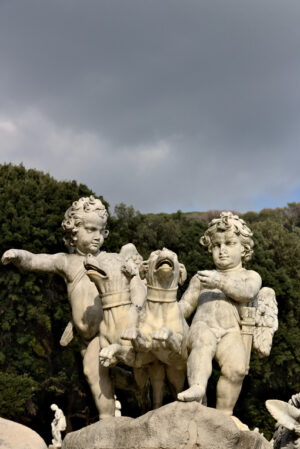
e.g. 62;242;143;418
0;164;299;441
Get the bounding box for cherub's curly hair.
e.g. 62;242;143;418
62;196;108;250
200;211;254;262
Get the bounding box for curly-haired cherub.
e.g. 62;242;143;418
177;212;262;422
2;196;115;418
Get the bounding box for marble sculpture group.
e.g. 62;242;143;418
1;196;279;431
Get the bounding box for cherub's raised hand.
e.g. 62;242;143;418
1;249;20;265
197;270;222;289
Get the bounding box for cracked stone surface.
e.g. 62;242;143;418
62;401;271;449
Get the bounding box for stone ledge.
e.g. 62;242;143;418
62;401;271;449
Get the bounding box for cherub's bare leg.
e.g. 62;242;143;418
149;361;165;409
215;332;247;416
82;337;115;419
177;324;216;402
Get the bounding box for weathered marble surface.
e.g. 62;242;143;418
1;204;279;432
62;401;271;449
0;417;47;449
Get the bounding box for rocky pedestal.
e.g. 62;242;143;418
62;401;271;449
0;417;47;449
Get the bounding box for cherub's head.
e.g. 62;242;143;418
62;196;108;254
200;211;254;270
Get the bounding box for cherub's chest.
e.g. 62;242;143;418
195;290;239;327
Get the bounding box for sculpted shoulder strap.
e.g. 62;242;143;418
68;267;87;295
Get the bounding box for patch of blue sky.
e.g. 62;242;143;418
253;187;300;212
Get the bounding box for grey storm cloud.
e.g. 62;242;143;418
0;0;300;213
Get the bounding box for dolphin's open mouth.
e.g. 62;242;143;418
84;262;108;278
155;258;174;272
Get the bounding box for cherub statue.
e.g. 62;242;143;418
50;404;66;448
266;393;300;448
1;196;115;418
177;212;278;426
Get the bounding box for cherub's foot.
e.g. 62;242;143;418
99;344;120;367
177;385;206;402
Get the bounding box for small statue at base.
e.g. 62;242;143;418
50;404;66;448
114;395;122;417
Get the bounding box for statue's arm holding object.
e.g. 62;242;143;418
197;269;262;304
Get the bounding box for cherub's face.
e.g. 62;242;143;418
211;230;244;270
75;212;108;255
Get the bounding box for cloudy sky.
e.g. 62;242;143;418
0;0;300;213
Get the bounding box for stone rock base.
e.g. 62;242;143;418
62;401;271;449
0;417;47;449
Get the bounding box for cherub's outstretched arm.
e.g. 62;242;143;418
197;269;262;304
1;249;66;276
178;275;201;319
